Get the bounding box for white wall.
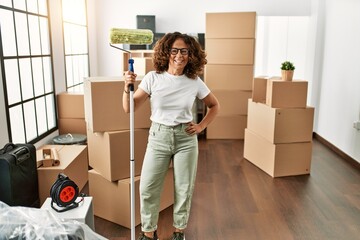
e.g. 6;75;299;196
313;0;360;161
87;0;311;77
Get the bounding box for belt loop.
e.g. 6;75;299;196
157;122;161;131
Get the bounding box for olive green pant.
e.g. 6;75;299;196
140;122;198;232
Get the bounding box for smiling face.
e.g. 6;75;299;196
167;38;189;76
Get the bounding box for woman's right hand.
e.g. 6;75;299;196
123;71;137;93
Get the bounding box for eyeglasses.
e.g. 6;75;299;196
170;48;189;56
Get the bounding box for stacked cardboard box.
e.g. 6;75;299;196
205;12;257;139
57;92;87;135
122;50;155;75
244;77;315;177
84;77;174;228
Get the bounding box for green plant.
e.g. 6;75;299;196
281;61;295;71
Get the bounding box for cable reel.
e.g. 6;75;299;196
50;173;80;212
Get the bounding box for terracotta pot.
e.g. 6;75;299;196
281;70;294;81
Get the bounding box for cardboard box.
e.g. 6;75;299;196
206;12;257;39
247;99;314;143
266;79;308;108
206;39;255;65
205;65;254;91
131;57;155;76
57;92;85;119
213;90;252;116
84;77;151;132
87;128;148;181
89;168;174;229
58;118;87;135
206;115;247;139
244;129;312;177
252;76;268;103
37;145;88;205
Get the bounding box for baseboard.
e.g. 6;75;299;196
313;132;360;169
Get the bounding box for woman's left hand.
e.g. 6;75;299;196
185;122;203;135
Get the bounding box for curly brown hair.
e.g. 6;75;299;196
152;32;207;79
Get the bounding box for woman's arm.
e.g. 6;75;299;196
122;71;149;113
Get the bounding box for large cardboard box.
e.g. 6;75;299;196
89;168;174;229
205;65;254;91
206;39;255;65
37;145;88;205
213;90;252;116
57;92;85;119
87;128;148;181
84;77;151;132
206;115;247;139
58;118;87;135
247;100;314;143
206;12;257;39
244;129;312;177
266;79;308;108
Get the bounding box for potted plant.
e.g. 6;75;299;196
281;61;295;81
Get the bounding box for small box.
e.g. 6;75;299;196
37;145;88;205
132;57;155;75
206;12;256;39
37;148;60;168
84;77;151;132
58;118;87;135
57;92;85;119
89;168;174;229
41;196;95;231
244;129;312;177
266;79;308;108
206;115;247;139
252;76;268;103
87;128;149;182
213;90;252;116
205;65;254;91
206;38;255;65
247;99;314;143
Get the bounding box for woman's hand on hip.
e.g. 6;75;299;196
185;122;203;135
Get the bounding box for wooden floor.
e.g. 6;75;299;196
92;138;360;240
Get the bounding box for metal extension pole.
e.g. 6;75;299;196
129;83;135;240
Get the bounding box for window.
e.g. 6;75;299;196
0;0;56;143
62;0;89;92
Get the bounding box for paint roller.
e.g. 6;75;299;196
109;28;154;72
109;28;154;240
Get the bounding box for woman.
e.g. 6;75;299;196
123;32;220;240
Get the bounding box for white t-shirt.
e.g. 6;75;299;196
139;71;210;126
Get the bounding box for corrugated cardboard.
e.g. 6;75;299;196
58;118;87;135
266;79;308;108
247;99;314;143
206;12;257;39
244;129;312;177
84;77;151;132
206;39;255;65
89;168;174;229
205;64;254;91
213;90;252;116
57;92;85;119
87;128;148;181
206;115;247;139
37;145;88;205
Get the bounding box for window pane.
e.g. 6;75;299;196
4;59;21;104
39;17;50;54
46;94;56;129
19;58;34;100
13;0;26;11
15;12;30;56
62;0;86;25
28;15;41;55
27;0;38;14
24;101;37;142
65;56;74;86
0;9;17;56
32;57;45;96
38;0;48;16
35;97;47;135
43;57;53;93
9;106;25;143
0;0;12;7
